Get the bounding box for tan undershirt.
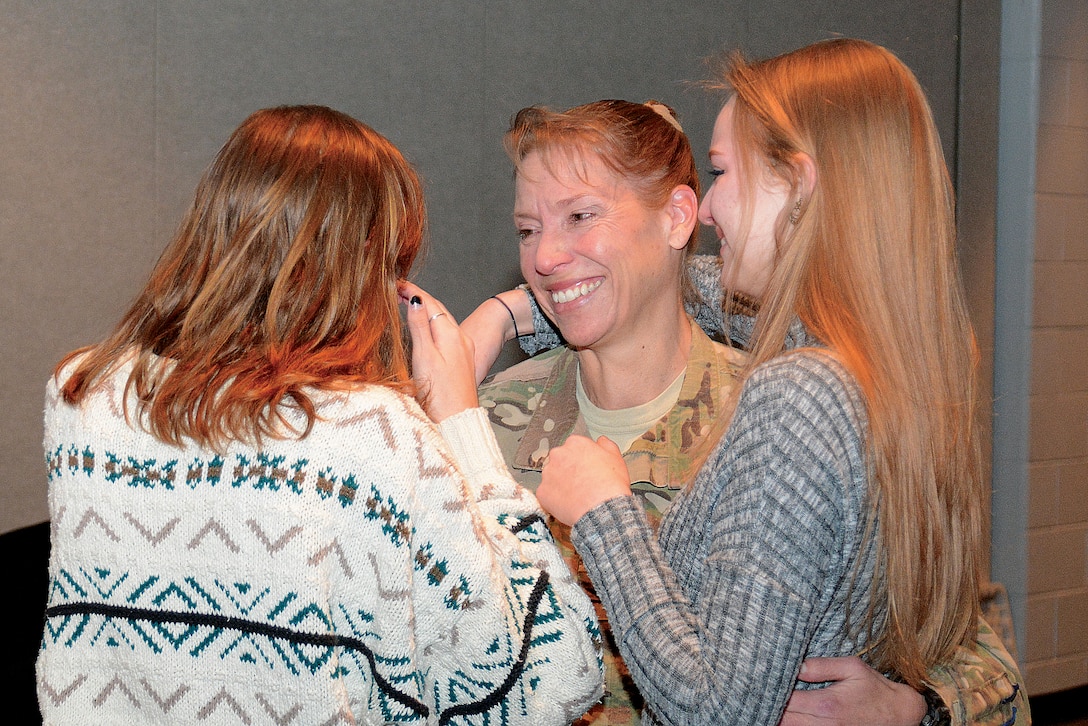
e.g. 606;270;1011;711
576;365;686;453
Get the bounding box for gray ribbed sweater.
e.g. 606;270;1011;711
521;254;884;724
570;349;882;725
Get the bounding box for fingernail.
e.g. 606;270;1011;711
409;296;422;307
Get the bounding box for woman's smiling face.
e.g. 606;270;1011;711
698;98;792;299
515;150;681;351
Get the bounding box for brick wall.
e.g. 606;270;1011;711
1025;0;1088;695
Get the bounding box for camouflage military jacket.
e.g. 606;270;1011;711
929;588;1031;725
480;319;744;523
479;319;745;724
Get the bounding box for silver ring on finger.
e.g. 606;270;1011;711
428;312;447;322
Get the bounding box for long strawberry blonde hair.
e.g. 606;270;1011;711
58;105;426;448
722;39;983;686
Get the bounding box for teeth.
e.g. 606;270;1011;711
551;279;602;304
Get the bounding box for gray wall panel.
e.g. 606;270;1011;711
1;2;158;532
1;1;984;534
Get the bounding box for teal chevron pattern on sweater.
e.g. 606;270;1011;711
45;444;473;613
39;359;602;725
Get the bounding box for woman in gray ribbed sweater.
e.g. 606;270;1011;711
536;39;990;725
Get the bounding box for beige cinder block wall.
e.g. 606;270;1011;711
1022;0;1088;695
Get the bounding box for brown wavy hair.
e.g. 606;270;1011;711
58;105;426;448
722;39;983;686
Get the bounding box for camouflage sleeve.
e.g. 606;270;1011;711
924;613;1029;725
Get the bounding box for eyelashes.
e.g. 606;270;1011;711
515;212;595;242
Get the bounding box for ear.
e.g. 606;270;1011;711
665;184;699;251
792;152;817;199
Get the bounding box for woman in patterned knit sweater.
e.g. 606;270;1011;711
38;105;602;725
527;39;1008;725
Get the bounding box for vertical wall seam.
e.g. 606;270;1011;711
153;0;160;243
994;0;1043;673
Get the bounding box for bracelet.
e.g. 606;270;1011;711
490;295;521;338
919;684;951;726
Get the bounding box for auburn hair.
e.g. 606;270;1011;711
723;39;983;686
58;105;426;448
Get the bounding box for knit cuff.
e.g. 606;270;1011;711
437;407;513;484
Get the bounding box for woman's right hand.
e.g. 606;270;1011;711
538;435;632;527
459;288;533;384
400;281;479;422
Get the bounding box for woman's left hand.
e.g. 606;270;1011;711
781;657;926;726
538;435;632;526
399;281;479;422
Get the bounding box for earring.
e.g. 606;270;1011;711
789;197;803;225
